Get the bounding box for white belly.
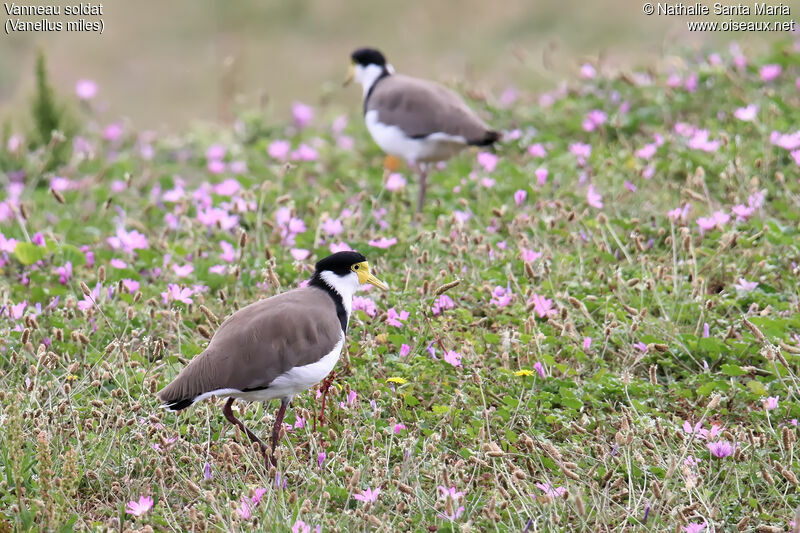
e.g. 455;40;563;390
365;110;468;163
194;335;344;404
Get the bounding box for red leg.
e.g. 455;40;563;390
270;398;289;466
223;398;267;454
317;370;337;426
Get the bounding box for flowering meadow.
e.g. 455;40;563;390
2;43;800;532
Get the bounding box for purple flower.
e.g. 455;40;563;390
760;64;782;82
75;79;97;100
490;284;513;308
292;101;314;129
707;440;734;458
514;189;527;206
353;487;381;503
432;294;455;315
125;495;154;516
386;308;410;327
763;396;779;410
533;361;545;378
587;185;603;209
399;344;411;357
734;278;758;294
477;152;498;172
318;452;326;468
203;462;212;480
443;350;462;367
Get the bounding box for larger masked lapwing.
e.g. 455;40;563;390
157;251;389;466
345;47;500;213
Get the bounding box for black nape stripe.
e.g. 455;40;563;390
308;277;348;333
363;68;391;115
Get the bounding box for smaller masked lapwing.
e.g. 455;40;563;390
345;47;500;212
157;251;389;466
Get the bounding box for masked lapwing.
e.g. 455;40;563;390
345;47;500;212
157;251;389;466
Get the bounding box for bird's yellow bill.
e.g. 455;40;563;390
343;63;355;87
353;261;389;290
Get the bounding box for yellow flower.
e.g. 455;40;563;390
387;377;407;384
514;369;533;377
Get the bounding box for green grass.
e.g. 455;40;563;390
1;41;800;532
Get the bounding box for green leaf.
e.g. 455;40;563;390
720;364;746;377
746;380;767;396
14;242;45;265
560;397;583;410
432;404;450;415
61;244;86;266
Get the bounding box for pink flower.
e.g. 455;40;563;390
624;181;637;192
569;142;592;164
237;497;252;519
731;204;754;221
533;361;545;378
583;337;592;351
635;143;657;159
734;278;758;294
399;344;411;357
291;519;311;533
734;104;758;122
687;130;720;152
104;123;123;141
438;506;465;522
683;523;706;533
368;237;397;249
292;101;314;129
8;301;26;320
748;191;765;209
172;264;194;278
667;204;691;222
268;140;291;161
707;440;734;458
696;211;729;233
586;185;603;209
291;143;318;162
760;64;782;82
318;452;326;468
213;178;240;196
528;143;547;157
514;189;527;206
443;350;462;367
477;152;498;172
353;487;381;503
161;284;194;305
0;233;19;253
386;308;410;327
683;420;709;439
330;242;353;253
107;228;149;253
109;258;127;269
125;495;154;516
582;109;607;132
490;285;513;308
520;248;542;263
580;63;596;79
78;284;101;311
352;296;377;317
122;279;140;293
75;79;97;100
393;423;407;434
529;293;556;318
386;173;407;191
55;261;73;284
290;248;310;261
438;486;465;500
220;240;236;263
763;396;779;410
535;482;566;499
321;217;343;236
432;294;454;315
634;341;648;352
770;130;800;150
535;167;548;186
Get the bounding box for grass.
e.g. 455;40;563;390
1;40;800;532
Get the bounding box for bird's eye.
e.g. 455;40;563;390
354;265;360;270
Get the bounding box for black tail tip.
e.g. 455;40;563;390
162;398;194;411
471;130;501;146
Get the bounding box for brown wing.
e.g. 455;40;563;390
368;75;497;144
157;287;342;406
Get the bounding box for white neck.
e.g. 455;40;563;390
355;64;392;99
318;270;360;322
